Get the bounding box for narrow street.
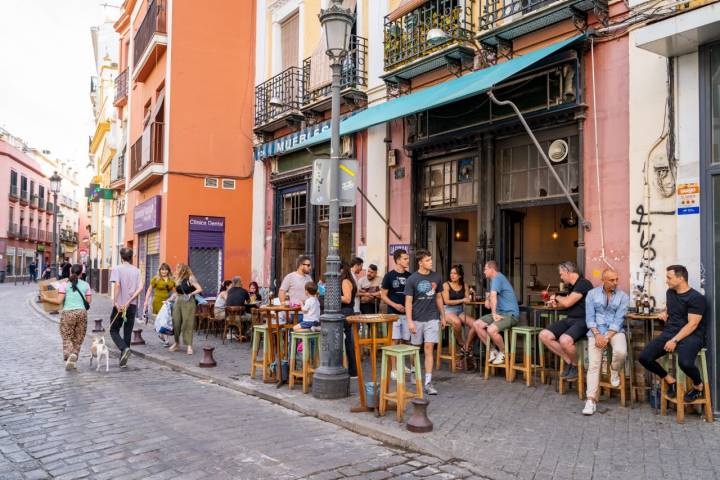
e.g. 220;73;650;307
0;283;481;480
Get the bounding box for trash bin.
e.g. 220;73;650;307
365;382;378;408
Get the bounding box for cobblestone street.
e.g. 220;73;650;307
1;284;484;480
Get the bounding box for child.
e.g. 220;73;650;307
294;282;321;331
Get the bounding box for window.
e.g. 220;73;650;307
10;170;17;187
421;157;479;209
221;178;236;190
204;177;219;188
280;190;306;227
29;180;34;197
318;205;353;221
38;185;44;199
281;12;300;70
712;44;720;164
20;175;27;198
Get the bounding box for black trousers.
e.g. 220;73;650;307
360;302;377;315
342;312;358;377
110;304;137;352
638;332;704;385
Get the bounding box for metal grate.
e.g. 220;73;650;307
302;35;368;106
254;66;304;127
189;248;222;297
479;0;555;32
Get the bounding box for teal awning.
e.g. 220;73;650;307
292;34;584;153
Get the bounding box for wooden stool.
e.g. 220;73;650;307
661;348;713;423
289;331;320;393
484;328;511;381
558;338;585;399
598;343;627;407
379;344;423;422
509;326;543;386
223;306;245;344
436;323;463;373
250;325;271;382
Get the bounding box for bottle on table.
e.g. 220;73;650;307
642;294;650;315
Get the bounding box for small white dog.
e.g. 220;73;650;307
89;336;110;372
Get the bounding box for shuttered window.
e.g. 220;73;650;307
281;12;299;70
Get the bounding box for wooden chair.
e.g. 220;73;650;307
436;323;463;373
223;306;246;344
598;341;628;407
661;348;713;423
509;326;543;386
558;338;586;399
484;328;512;381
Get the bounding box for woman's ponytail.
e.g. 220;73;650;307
69;264;82;292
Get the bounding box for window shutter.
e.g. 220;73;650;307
281;12;299;70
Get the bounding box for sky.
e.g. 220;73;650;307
0;0;119;179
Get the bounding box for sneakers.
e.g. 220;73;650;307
684;387;704;403
310;326;321;332
119;348;130;368
582;399;596;415
65;353;77;371
491;352;505;365
560;363;572;378
489;348;499;362
564;365;578;381
168;343;179;352
610;370;621;388
424;383;438;395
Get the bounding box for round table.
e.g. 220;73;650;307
258;305;302;387
346;314;398;414
625;311;666;408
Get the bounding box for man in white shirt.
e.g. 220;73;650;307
279;255;313;305
350;256;364;313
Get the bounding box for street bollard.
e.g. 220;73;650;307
199;346;217;368
130;328;146;345
406;398;433;433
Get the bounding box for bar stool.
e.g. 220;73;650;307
484;328;512;381
661;348;713;423
558;338;586;399
379;344;423;422
250;324;271;381
598;342;628;407
509;326;543;386
436;323;463;373
288;331;320;393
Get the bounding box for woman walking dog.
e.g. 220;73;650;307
55;264;93;370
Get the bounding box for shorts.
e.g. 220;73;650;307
546;317;588;343
298;320;319;329
410;319;440;345
392;315;410;341
478;313;518;332
444;305;464;316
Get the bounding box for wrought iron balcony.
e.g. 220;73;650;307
30;194;38;209
133;0;167;81
19;190;28;205
130;121;164;180
20;226;28;238
114;68;129;106
39;229;45;242
7;223;18;237
30;227;37;241
254;66;304;133
38;196;45;210
383;0;476;83
8;184;18;201
111;152;125;185
302;35;368;113
47;202;54;215
477;0;607;47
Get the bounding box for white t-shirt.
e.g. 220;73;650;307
302;296;321;323
280;271;312;305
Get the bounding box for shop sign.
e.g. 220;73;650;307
254;120;331;161
133;195;161;234
677;180;700;215
310;158;358;207
114;195;127;216
388;244;411;256
189;216;225;232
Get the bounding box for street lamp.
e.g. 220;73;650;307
56;210;64;267
49;171;62;278
313;0;354;400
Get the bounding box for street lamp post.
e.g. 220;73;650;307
49;172;62;278
312;0;354;399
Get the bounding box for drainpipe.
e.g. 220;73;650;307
576;112;586;274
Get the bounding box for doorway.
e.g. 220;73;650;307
426;218;451;281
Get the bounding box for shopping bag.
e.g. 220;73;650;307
154;303;174;334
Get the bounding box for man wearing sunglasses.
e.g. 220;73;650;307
279;255;314;306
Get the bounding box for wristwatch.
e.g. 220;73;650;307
671;337;679;344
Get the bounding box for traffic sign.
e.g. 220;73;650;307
310;158;358;207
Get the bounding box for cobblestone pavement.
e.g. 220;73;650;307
3;284;488;480
23;282;720;479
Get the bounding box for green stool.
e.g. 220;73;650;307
558;338;586;399
379;344;423;422
510;326;543;386
436;323;463;373
289;331;320;394
250;325;271;382
484;328;512;381
661;348;713;423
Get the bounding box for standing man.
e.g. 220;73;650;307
639;265;707;403
279;255;313;306
405;249;444;395
350;257;364;313
473;261;519;365
381;249;412;380
28;258;37;283
582;268;629;415
358;264;381;314
538;261;593;380
109;247;143;368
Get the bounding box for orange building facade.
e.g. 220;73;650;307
113;0;255;296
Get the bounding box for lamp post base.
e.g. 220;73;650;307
312;312;349;399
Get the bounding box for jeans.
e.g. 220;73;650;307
639;332;704;385
110;304;136;352
586;333;627;401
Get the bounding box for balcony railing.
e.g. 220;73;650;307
30;195;38;209
39;230;45;242
112;153;125;184
302;35;367;107
7;223;18;237
30;227;37;240
114;68;129;105
9;184;18;200
134;0;167;68
384;0;475;71
254;66;304;128
38;197;45;210
130;121;164;179
47;202;54;215
19;190;28;204
479;0;553;31
20;226;28;238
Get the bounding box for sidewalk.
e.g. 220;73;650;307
29;292;720;480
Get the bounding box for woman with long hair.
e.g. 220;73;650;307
442;264;476;357
247;281;262;306
340;261;358;378
168;263;203;355
143;263;175;347
213;279;233;321
55;264;93;370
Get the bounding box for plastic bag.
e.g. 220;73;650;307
154;303;174;334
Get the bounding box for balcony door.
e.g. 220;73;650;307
281;12;299;70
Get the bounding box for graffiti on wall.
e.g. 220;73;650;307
631;204;674;303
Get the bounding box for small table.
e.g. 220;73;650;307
625;312;665;407
464;299;485;319
258;305;301;388
530;305;562;382
346;314;398;414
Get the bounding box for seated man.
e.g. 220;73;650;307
639;265;707;402
582;268;629;415
226;276;250;307
473;260;519;365
538;261;593;380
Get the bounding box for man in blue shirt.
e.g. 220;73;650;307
474;260;519;366
582;268;629;415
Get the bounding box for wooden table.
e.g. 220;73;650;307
346;314;398;414
464;299;486;319
258;305;301;388
530;305;563;382
625;311;665;407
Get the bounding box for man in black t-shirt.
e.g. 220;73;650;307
539;261;593;381
639;265;707;403
381;249;412;343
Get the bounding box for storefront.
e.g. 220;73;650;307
134;195;161;307
188;216;225;296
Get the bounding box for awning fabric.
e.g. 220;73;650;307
292;34;584;153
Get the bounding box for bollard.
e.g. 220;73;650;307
92;319;105;333
406;398;433;433
199;346;217;368
130;328;146;345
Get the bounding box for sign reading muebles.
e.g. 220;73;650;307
254;120;331;161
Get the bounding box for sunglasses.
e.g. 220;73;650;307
302;263;311;267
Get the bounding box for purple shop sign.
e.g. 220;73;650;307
189;216;225;232
133;195;161;234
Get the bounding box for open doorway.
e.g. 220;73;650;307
422;209;477;288
500;203;579;305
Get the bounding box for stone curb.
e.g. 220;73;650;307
25;293;460;465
